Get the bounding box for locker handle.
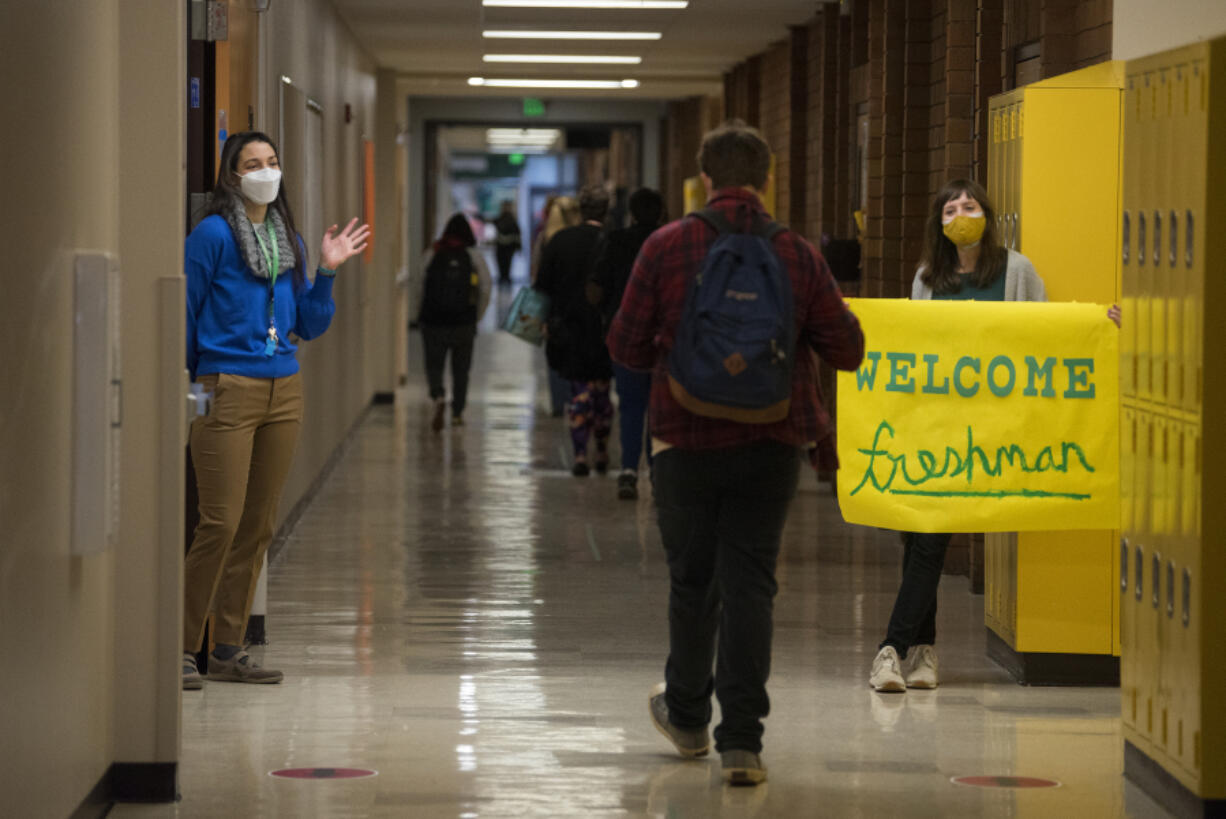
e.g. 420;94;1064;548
1186;211;1194;268
1135;545;1144;601
1153;211;1162;267
1166;561;1175;618
1182;568;1191;626
1138;213;1147;267
1122;211;1130;265
1169;210;1178;267
1120;538;1129;591
1152;553;1160;609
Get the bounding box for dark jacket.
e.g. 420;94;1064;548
534;223;612;381
591;222;657;331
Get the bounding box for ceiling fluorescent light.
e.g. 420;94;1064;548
483;1;686;8
470;78;640;89
487;128;562;138
484;54;642;64
483;30;662;40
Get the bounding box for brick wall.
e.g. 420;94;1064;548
1073;0;1112;69
805;4;843;242
661;95;723;219
712;0;1114;280
759;39;793;224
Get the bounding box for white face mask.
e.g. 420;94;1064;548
239;167;282;205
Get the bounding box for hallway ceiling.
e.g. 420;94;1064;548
331;0;831;99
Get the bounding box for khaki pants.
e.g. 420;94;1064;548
184;372;303;651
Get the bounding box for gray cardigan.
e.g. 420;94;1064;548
911;248;1047;302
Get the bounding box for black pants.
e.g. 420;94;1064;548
495;245;516;283
880;532;952;658
653;441;801;754
421;323;476;415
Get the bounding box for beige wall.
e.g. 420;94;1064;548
253;0;383;524
0;1;185;815
1113;0;1226;61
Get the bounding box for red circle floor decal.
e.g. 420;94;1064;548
952;775;1061;789
270;768;378;780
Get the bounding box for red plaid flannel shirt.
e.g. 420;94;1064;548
606;188;865;467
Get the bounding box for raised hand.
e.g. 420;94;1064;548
320;217;372;271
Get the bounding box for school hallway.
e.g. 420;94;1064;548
113;295;1171;818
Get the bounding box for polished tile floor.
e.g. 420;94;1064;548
117;285;1175;818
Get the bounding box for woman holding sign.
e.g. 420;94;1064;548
869;179;1046;693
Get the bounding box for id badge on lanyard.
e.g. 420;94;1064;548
252;223;281;356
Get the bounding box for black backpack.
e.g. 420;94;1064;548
421;248;478;325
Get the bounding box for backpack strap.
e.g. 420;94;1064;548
691;207;736;235
692;207;787;243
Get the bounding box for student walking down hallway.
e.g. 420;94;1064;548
416;213;493;430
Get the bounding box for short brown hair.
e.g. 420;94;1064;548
697;120;771;191
578;184;610;222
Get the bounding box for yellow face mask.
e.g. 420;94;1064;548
942;213;985;247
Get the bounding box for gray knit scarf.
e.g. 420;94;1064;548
223;199;297;280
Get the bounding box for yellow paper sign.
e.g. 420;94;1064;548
837;299;1119;533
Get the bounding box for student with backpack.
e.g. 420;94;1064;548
606;121;864;785
416;213;492;431
535;185;614;476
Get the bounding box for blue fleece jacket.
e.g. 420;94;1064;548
186;214;335;380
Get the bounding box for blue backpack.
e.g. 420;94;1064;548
667;208;795;424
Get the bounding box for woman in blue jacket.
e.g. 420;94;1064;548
183;131;368;689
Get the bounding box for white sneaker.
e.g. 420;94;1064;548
904;644;939;689
870;646;906;692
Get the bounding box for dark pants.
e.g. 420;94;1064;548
422;323;476;416
495;245;516;283
612;362;650;472
547;368;569;416
880;532;952;658
653;441;801;754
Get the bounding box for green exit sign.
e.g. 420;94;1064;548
508;153;526;166
523;97;546;117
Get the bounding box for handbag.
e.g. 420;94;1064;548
501;286;550;345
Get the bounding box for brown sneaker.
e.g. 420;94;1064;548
721;750;767;786
648;683;709;758
206;649;283;684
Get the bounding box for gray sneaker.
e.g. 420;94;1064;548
648;683;709;758
721;749;767;786
206;649;283;684
183;652;203;690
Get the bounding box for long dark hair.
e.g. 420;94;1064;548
206;130;307;286
919;178;1006;295
438;213;477;247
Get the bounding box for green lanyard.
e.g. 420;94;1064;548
251;222;281;356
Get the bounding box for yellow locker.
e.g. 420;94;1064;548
1122;37;1226;810
1134;71;1155;404
1119;404;1137;732
983;63;1123;678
